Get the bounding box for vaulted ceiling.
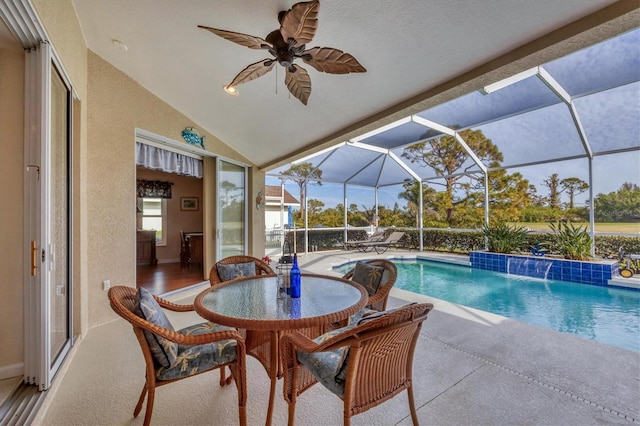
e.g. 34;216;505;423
71;0;638;172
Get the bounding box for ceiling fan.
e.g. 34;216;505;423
198;0;366;105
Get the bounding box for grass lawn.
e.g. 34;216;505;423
512;222;640;234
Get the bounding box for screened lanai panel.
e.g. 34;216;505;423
510;158;590;207
303;149;336;170
592;151;640;228
574;82;640;154
391;143;482;181
543;28;640;97
267;147;335;177
476;102;586;168
348;154;414;187
318;144;383;182
378;183;406;208
346;185;374;209
416;77;561;131
347;155;385;186
358;121;433;149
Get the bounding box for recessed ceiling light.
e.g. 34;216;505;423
224;85;238;96
111;39;128;51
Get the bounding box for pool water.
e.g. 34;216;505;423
335;259;640;352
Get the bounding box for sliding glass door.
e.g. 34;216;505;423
22;42;73;390
217;160;246;258
48;63;72;374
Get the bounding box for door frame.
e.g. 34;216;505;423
134;129;249;276
1;0;77;389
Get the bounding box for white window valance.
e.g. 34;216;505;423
136;142;203;178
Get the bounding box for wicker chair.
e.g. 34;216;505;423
281;302;434;426
108;286;247;426
342;259;397;311
209;255;275;287
209;255;275;383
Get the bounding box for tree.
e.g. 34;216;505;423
398;181;438;226
402;129;516;225
542;173;562;209
377;203;413;227
220;180;237;206
560;177;589;209
486;169;535;223
345;203;369;227
307;199;324;215
279;162;322;219
593;182;640;222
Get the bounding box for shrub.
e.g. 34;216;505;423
548;221;592;260
481;223;529;254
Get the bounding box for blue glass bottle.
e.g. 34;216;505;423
290;253;301;298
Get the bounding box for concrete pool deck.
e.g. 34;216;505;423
36;248;639;425
297;249;640;425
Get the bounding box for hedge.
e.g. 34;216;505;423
282;228;640;260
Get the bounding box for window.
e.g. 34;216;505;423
139;198;167;245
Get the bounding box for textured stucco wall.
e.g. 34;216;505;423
86;50;264;326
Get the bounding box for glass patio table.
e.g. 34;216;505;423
194;273;367;426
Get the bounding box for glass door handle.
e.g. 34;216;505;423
31;240;38;276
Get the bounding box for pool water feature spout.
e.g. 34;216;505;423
507;257;553;279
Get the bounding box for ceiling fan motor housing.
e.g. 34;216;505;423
266;29;298;67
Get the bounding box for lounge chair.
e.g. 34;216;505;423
356;231;405;254
343;230;385;250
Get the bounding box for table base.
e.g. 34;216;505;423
245;325;325;426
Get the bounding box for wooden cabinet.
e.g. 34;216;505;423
182;232;203;271
137;230;157;266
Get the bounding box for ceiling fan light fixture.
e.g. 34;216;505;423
111;39;128;51
224;85;239;95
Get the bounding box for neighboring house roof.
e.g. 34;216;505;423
265;185;299;206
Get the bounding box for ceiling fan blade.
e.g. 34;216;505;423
285;64;312;105
228;59;276;88
280;0;319;47
198;25;272;50
302;47;366;74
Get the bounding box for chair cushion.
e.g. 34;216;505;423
296;323;356;397
351;261;384;296
155;322;238;381
216;261;256;282
134;288;178;368
357;302;418;324
347;307;379;326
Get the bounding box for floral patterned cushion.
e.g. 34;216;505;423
347;308;378;326
134;288;177;368
216;261;256;281
357;302;417;324
304;304;420;392
156;322;238;381
296;323;357;397
351;262;384;296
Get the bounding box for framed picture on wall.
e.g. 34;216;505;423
180;197;199;211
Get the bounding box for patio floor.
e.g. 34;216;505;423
34;249;639;425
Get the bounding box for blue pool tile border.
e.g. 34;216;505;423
470;251;619;287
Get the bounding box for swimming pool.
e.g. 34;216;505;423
334;259;640;352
